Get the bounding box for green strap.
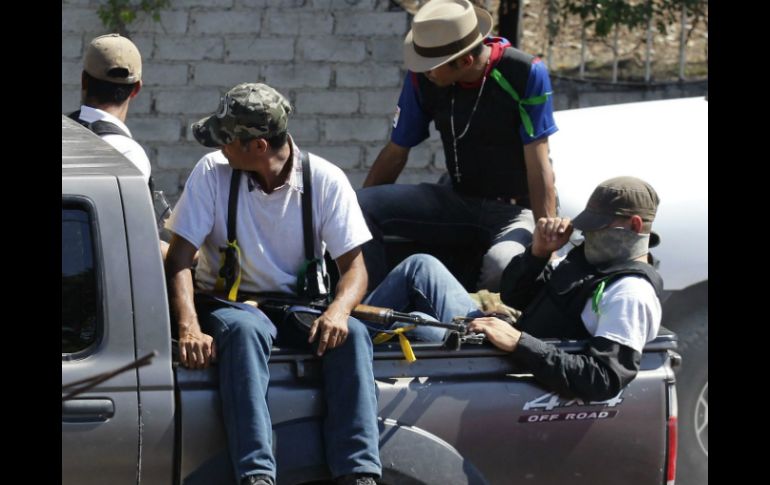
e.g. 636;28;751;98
592;279;607;315
489;68;551;138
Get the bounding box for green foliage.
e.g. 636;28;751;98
559;0;706;38
97;0;170;35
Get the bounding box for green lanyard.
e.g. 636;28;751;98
592;279;607;315
489;68;551;138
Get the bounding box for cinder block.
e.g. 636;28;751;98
191;11;262;34
336;65;400;88
156;37;224;60
295;91;359;115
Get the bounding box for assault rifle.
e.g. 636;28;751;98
246;294;487;350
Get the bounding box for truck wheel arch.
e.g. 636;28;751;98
273;417;487;485
661;281;708;485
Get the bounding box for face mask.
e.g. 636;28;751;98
583;227;650;266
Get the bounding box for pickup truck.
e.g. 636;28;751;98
62;114;680;485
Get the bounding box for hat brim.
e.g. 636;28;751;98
192;115;228;148
403;6;493;73
572;209;616;232
574;209;661;248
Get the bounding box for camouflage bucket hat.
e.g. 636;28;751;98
193;83;292;148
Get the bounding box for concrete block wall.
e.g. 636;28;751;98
62;0;446;202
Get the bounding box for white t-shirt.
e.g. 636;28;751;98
580;275;662;353
167;142;372;295
78;105;152;183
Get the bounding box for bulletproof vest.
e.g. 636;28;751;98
68;110;130;138
417;48;534;201
515;245;664;340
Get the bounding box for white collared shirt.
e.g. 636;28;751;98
167;141;372;294
78;105;152;183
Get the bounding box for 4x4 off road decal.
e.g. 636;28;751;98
518;391;624;423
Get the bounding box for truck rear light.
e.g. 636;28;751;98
667;415;677;485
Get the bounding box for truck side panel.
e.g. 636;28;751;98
62;177;140;485
177;345;673;484
120;176;176;485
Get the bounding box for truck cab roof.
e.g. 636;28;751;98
62;114;144;180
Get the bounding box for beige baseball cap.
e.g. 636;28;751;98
83;34;142;84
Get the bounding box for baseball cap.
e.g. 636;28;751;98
83;34;142;84
572;176;661;247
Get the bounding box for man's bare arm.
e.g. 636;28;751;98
523;137;557;220
165;234;215;369
362;141;410;187
308;247;368;356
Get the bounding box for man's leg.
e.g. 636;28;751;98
199;305;276;483
356;183;488;292
477;204;536;292
320;318;382;479
365;254;479;341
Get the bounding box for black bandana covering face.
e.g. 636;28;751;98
583;227;650;266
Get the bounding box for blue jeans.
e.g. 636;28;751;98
198;304;382;482
357;182;535;293
364;254;481;342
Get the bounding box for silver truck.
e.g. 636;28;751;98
62;115;680;485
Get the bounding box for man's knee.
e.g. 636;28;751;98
479;241;529;291
345;318;372;347
356;186;381;214
401;253;447;279
222;309;274;343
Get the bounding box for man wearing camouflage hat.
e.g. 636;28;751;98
165;83;381;485
70;33;151;183
368;176;663;401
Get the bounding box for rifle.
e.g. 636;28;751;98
249;294;464;331
196;292;488;361
247;295;486;356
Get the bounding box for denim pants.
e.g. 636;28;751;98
364;254;482;342
198;304;382;482
356;182;535;293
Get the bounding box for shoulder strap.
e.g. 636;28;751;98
226;170;241;244
215;169;243;301
298;151;331;302
69;110;131;138
301;151;314;261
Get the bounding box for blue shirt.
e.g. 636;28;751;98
391;38;558;148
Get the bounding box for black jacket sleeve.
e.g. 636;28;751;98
499;245;551;310
511;333;641;402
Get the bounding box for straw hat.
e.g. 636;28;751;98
403;0;493;72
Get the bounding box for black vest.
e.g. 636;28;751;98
417;48;534;201
515;246;664;340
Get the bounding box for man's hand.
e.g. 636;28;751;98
468;316;522;353
308;307;350;356
531;216;573;258
179;328;216;369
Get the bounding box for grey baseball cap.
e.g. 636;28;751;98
572;176;661;246
192;83;292;148
83;34;142;84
